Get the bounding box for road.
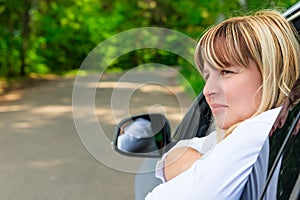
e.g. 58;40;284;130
0;69;193;200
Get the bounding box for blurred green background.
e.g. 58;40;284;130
0;0;297;94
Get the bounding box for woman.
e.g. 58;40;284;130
145;10;300;199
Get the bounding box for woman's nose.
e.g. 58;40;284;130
203;75;220;99
203;83;211;97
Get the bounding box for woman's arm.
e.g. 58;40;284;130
164;147;202;181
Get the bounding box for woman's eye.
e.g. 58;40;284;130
220;70;233;76
203;73;209;81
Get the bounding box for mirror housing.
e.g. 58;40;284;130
112;113;171;157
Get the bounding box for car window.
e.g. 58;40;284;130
260;102;300;200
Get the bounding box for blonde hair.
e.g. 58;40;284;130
194;10;300;136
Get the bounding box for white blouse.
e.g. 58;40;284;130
145;107;281;200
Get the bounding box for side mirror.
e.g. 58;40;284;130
112;113;171;157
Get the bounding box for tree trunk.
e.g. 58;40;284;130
6;7;14;76
20;1;32;76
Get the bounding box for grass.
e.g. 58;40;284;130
0;73;59;96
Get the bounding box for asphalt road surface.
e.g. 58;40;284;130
0;69;193;200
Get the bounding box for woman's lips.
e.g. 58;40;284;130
210;103;228;113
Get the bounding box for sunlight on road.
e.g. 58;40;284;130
0;104;30;112
0;92;23;102
31;105;72;116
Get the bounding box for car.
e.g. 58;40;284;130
113;2;300;200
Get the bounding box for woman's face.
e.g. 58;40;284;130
202;60;262;130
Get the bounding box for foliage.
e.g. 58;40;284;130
0;0;297;93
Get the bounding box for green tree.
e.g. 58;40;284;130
0;0;297;79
